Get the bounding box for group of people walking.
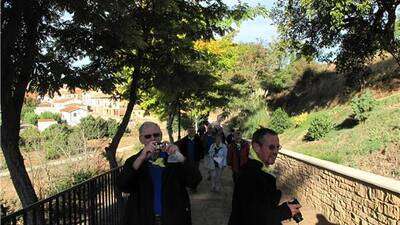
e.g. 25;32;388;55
117;121;302;225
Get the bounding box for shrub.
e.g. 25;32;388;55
243;107;269;138
20;127;41;151
42;124;72;159
23;111;39;125
39;111;62;123
268;108;292;134
292;112;309;128
350;90;376;122
66;128;87;155
106;118;119;137
305;114;334;141
79;115;108;139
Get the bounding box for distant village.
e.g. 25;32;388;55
30;87;144;131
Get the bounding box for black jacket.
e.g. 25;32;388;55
176;135;204;162
228;159;291;225
117;152;202;225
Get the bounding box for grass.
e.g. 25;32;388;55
276;93;400;168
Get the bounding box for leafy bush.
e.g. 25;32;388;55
66;128;87;155
39;111;62;123
42;124;72;159
71;169;97;185
47;168;99;196
292;112;309;128
243;106;269;138
23;112;39;125
268;108;292;134
79;115;108;139
305;114;334;141
350;90;376;122
106;119;119;137
20;127;41;151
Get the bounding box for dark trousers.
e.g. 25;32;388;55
232;171;239;184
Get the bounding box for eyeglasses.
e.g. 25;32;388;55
142;132;161;139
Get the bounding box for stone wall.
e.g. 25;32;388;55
275;150;400;225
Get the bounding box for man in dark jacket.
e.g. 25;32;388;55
228;127;301;225
117;122;202;225
176;125;204;192
227;129;250;184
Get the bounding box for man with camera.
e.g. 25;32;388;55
228;127;302;225
117;122;202;225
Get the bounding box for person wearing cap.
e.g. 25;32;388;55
117;121;202;225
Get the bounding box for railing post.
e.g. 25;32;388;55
88;179;97;225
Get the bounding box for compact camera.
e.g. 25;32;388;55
155;142;166;151
288;198;303;223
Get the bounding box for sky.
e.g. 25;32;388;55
73;0;277;67
223;0;278;44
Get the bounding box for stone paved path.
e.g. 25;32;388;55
190;162;337;225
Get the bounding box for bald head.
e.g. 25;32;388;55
139;121;160;135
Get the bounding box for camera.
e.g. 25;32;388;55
288;198;303;223
155;142;166;151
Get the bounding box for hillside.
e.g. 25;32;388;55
273;56;400;180
279;92;400;179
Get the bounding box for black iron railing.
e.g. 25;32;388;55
1;166;124;225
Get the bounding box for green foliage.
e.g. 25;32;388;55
79;116;108;140
71;169;97;185
23;112;39;125
350;90;376;122
19;127;41;151
39;112;62;123
47;169;96;196
292;113;309;128
305;114;334;141
42;124;88;159
268;108;292;134
42;124;73;160
271;0;400;78
243;106;270;138
106;119;119;137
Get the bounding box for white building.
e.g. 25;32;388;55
60;105;88;126
53;98;82;111
37;119;57;131
34;102;56;115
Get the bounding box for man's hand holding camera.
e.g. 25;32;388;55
134;141;184;169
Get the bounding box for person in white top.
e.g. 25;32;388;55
207;133;227;192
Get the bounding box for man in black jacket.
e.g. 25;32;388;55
176;125;204;192
228;127;301;225
117;122;202;225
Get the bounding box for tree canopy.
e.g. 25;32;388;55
271;0;400;85
2;0;254;208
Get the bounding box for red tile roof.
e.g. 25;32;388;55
60;105;86;113
38;119;56;122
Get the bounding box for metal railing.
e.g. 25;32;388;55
2;166;123;225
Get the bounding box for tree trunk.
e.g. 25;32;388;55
105;77;139;169
1;97;38;208
166;111;175;143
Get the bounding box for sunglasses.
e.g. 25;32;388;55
257;142;281;151
142;132;161;139
267;144;282;151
